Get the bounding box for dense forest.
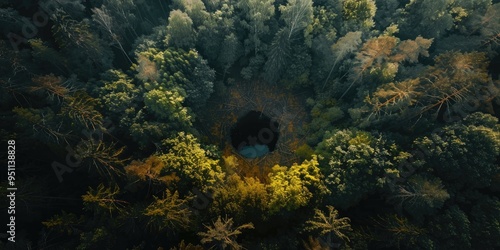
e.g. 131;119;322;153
1;0;500;249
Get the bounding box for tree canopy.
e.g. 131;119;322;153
2;0;500;249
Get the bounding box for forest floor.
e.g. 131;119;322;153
198;80;312;181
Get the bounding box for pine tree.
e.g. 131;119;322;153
389;175;450;218
198;216;254;250
305;205;352;245
82;183;127;215
144;190;192;232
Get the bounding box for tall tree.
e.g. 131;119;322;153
363;51;494;125
74;139;126;179
267;156;327;213
373;214;428;249
61;92;104;131
211;174;268;223
92;5;133;64
144;189;192;232
428;206;472;249
263;28;291;82
166;10;197;49
143;88;192;125
280;0;314;39
262;0;313;83
320;31;362;91
305;205;352;246
341;0;377;34
470;195;500;249
13;107;71;144
51;10;113;77
198;216;254;250
99;0;140;40
414;112;500;190
316;129;406;209
217;33;243;78
172;0;210;27
342;35;399;99
475;3;500;47
138;48;215;109
196;3;238;64
389;175;450;218
400;0;491;39
82;183;126;215
237;0;275;55
95;69;140;122
160;132;225;192
348;35;432;88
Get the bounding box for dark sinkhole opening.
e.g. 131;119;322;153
230;111;280;158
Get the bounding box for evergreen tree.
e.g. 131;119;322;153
316;129;406;208
414;113;500;190
198;216;254;250
305;205;352;246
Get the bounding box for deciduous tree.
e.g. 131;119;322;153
211;174;268;223
280;0;314;39
321;31;362;91
341;0;376;33
172;0;209;27
166;10;197;49
267;156;327;213
160;132;225;192
95;69;140;121
92;5;133;64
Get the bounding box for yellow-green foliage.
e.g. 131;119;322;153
160;132;225;191
213;156;327;218
138;47;214;108
342;0;376;29
212;174;269;221
42;211;83;235
82;183;124;215
97;69;140;115
305;205;352;242
295;143;315;160
144;190;192;231
198;216;254;250
144;88;192;125
268;156;327;213
125;155;180;185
